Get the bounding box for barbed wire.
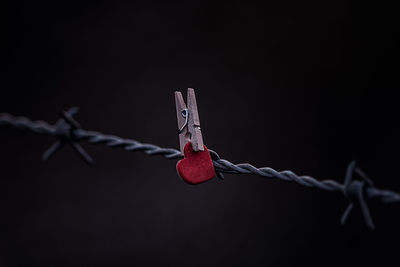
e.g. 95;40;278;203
1;108;399;229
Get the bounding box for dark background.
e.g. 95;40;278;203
1;1;399;266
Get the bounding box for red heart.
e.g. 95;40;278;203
176;142;216;185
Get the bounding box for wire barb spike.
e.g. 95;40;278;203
341;161;375;229
42;107;94;164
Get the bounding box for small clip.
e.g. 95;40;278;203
174;88;216;184
175;88;204;154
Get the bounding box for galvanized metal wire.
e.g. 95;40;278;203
1;108;399;229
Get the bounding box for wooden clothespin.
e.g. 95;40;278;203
175;88;204;154
174;88;216;184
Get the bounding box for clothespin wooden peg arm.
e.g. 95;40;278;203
175;91;188;154
187;88;204;152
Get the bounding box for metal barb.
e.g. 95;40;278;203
341;161;375;229
42;107;94;164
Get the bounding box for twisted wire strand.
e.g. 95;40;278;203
1;112;399;228
0;113;55;135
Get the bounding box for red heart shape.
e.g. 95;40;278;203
176;142;216;185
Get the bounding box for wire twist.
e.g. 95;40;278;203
1;109;399;229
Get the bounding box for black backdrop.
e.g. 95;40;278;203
1;1;399;266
